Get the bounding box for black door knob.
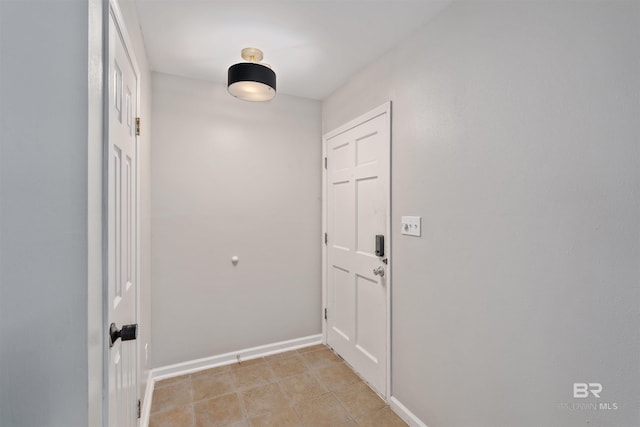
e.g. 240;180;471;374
109;323;138;347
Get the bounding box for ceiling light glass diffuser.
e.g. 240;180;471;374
228;48;276;102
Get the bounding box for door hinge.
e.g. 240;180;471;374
324;308;327;320
324;157;327;169
135;117;141;136
324;232;327;245
137;399;141;419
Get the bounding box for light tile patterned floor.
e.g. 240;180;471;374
149;344;407;427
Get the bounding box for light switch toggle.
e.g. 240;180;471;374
401;216;421;236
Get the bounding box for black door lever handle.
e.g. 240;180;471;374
109;323;138;347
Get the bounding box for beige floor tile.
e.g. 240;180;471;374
191;365;232;379
333;381;385;418
192;371;236;402
151;380;193;414
294;393;353;427
230;357;266;370
355;407;407;427
300;348;342;369
296;344;326;354
151;344;396;427
155;374;191;390
220;421;249;427
280;372;327;404
232;363;275;390
316;363;361;391
149;404;194;427
268;354;308;379
263;350;299;362
194;393;245;427
241;383;289;417
249;407;300;427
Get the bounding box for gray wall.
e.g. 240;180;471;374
323;1;640;426
150;73;322;367
0;1;152;425
0;2;91;426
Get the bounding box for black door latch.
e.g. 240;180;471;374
109;323;138;347
375;234;384;257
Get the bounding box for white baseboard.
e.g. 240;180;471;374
151;334;322;381
390;396;429;427
140;334;322;426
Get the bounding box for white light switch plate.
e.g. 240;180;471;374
401;216;421;236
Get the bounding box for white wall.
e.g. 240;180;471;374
323;1;640;426
150;73;322;367
0;2;91;426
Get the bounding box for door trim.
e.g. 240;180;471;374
103;1;142;425
321;101;392;399
88;0;105;424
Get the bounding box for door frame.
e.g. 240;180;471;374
321;101;392;399
102;0;142;425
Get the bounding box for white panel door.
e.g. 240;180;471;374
325;104;390;396
108;8;139;427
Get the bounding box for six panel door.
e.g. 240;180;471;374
326;109;390;396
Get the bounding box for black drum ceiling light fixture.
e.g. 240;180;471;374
227;48;276;102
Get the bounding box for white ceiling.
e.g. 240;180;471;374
134;0;449;100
